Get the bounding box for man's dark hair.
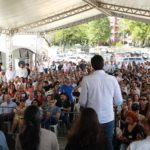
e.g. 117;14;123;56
26;63;29;66
132;103;140;112
44;81;49;84
91;55;104;70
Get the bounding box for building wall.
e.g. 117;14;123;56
109;17;120;43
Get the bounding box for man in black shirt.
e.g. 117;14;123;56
56;93;71;128
43;81;52;92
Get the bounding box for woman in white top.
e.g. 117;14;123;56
15;105;59;150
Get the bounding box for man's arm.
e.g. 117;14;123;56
113;78;123;106
62;107;71;112
79;77;88;108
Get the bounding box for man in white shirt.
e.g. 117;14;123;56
127;117;150;150
16;61;28;79
25;92;34;107
37;63;44;73
43;60;49;73
79;55;123;150
5;65;16;82
104;61;111;73
0;94;17;114
0;94;17;125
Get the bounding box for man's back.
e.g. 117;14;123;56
79;70;122;123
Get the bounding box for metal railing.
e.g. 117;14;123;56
0;106;80;137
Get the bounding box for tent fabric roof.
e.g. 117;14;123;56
0;0;150;34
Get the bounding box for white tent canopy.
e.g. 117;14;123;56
0;0;150;34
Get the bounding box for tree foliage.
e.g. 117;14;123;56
53;24;88;46
87;18;111;45
52;17;111;46
119;19;150;46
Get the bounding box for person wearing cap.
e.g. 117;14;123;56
5;65;16;82
127;117;150;150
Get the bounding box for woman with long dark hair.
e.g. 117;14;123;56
65;108;105;150
16;105;59;150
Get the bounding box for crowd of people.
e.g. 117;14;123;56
0;55;149;150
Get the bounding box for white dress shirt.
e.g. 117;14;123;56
79;70;123;124
5;69;16;81
16;68;28;78
38;65;44;73
25;99;33;107
0;101;17;114
127;136;150;150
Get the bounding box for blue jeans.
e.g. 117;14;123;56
101;120;114;150
44;68;48;73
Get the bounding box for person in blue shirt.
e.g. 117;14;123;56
59;79;74;104
59;79;75;124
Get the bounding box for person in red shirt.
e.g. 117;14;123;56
25;82;34;93
8;83;16;98
35;91;45;105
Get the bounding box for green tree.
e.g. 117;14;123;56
52;17;111;47
87;18;111;45
52;24;88;47
119;19;150;46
